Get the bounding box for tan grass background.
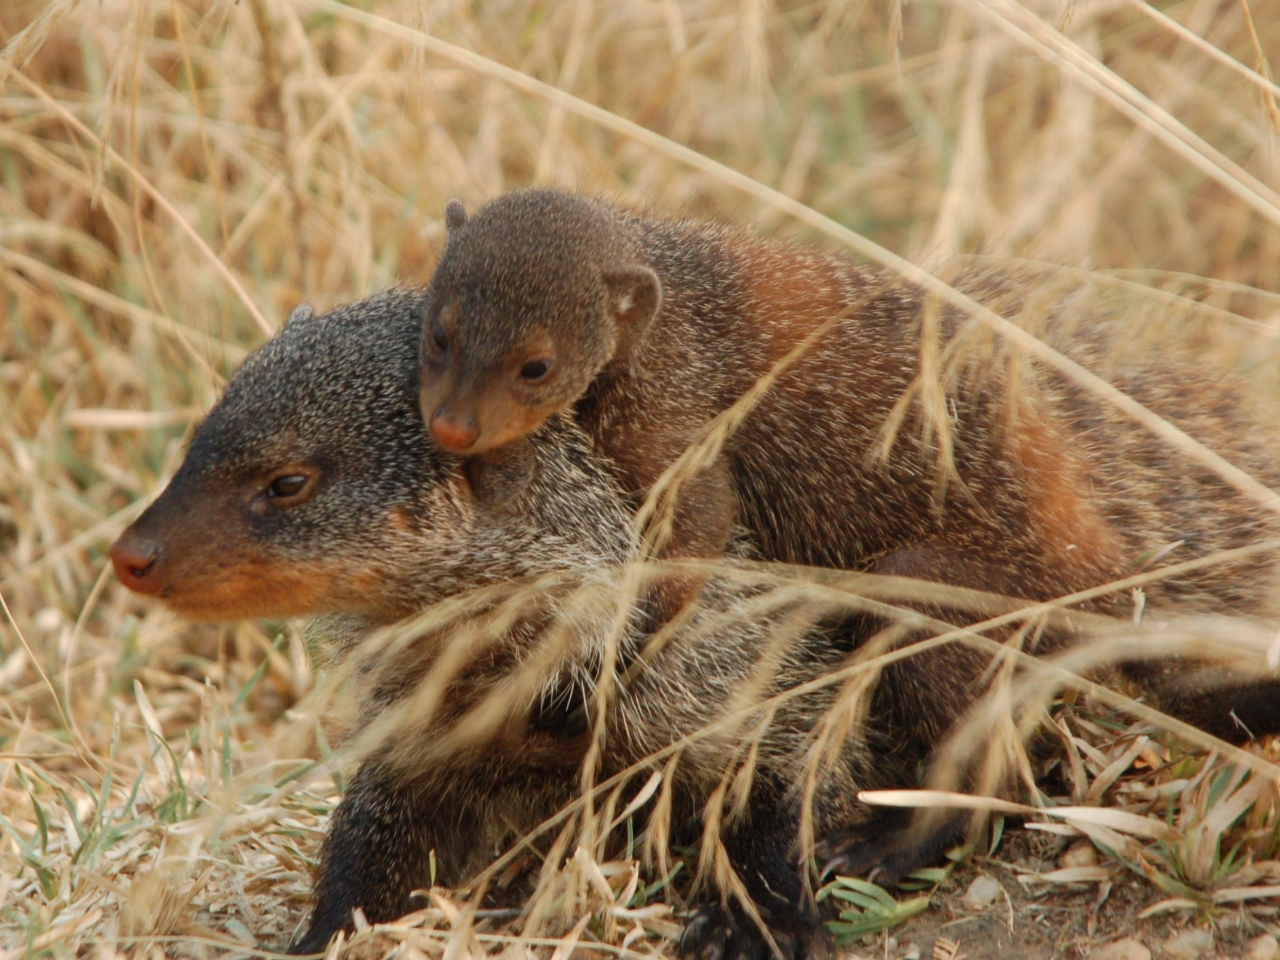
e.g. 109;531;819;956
5;0;1280;956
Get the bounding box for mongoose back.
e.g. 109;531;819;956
112;289;1280;959
419;189;1280;614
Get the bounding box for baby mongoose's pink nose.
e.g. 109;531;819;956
430;411;480;452
109;536;164;595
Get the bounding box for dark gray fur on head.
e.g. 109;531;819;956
421;189;660;392
173;288;635;622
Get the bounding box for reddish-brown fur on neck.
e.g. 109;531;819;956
740;234;858;361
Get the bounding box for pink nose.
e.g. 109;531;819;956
430;412;480;452
109;537;163;594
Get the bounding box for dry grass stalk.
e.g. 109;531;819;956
5;0;1280;957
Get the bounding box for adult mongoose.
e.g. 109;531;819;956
107;290;894;957
418;189;1280;621
111;290;1280;958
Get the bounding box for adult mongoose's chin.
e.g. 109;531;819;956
110;289;1280;959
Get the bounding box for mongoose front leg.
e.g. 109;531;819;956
679;774;827;960
811;544;1000;886
292;749;576;955
290;760;439;954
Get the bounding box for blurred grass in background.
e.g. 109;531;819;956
3;0;1280;954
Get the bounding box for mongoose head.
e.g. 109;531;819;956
419;189;662;454
109;290;634;624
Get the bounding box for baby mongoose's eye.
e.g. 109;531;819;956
267;474;312;502
520;359;551;381
431;323;448;353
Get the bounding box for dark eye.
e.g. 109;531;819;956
431;323;448;353
267;474;310;500
520;359;551;381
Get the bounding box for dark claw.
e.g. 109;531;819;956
287;927;336;956
680;908;720;960
814;811;971;886
818;855;846;882
679;904;801;960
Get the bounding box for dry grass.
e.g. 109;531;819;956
5;0;1280;957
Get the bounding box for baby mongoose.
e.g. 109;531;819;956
418;189;1280;612
111;289;1280;959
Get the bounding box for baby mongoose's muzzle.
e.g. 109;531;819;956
428;409;480;452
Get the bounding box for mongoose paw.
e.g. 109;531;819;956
286;925;337;956
679;905;803;960
816;813;968;885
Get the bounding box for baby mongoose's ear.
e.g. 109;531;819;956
602;265;663;355
284;303;315;326
462;439;536;513
444;199;468;233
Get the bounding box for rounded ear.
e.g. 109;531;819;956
444;199;468;233
601;265;662;354
284;303;315;326
462;439;536;512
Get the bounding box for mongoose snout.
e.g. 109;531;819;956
426;406;479;451
108;536;163;594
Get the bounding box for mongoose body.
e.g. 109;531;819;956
419;189;1280;614
110;290;1280;958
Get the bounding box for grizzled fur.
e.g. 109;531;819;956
112;291;934;958
418;190;1280;618
111;291;633;626
112;287;1280;959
